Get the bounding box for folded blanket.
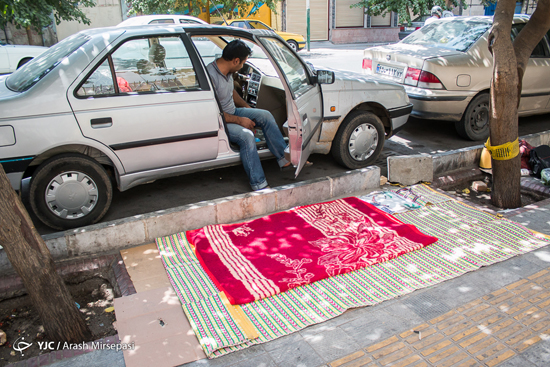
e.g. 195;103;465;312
187;197;438;305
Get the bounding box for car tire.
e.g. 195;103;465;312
29;154;113;230
331;111;385;169
17;57;33;69
456;93;490;141
287;40;299;51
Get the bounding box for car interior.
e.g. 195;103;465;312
191;35;291;150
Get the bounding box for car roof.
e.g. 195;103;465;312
427;14;530;24
117;14;208;26
76;24;278;41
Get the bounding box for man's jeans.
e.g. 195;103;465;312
227;108;289;190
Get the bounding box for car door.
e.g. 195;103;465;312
512;24;550;113
67;35;220;174
259;36;322;175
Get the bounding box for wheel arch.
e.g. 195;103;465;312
351;102;392;137
22;144;121;189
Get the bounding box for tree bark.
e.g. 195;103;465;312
26;26;34;45
0;166;91;342
489;0;521;208
489;0;550;208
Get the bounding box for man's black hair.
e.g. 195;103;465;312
222;39;252;62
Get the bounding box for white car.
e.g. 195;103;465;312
362;15;550;140
117;14;208;26
0;40;48;74
0;25;411;230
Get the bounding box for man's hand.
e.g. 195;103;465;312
224;112;256;131
238;116;255;131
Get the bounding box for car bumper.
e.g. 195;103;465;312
297;41;306;50
405;86;474;122
389;103;413;133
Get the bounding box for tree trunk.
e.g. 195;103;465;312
489;0;550;208
26;26;34;45
0;166;91;342
489;0;521;208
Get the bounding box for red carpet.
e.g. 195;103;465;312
187;197;438;305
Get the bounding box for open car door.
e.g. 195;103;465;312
258;37;323;176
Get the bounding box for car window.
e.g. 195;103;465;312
7;33;89;92
232;22;247;29
260;37;311;98
248;21;270;30
149;19;175;24
179;19;201;24
512;24;549;58
402;19;491;52
76;36;200;97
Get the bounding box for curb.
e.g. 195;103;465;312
0;167;380;274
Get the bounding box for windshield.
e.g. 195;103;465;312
6;33;89;92
402;19;491;52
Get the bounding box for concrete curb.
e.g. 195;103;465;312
388;130;550;185
0;167;380;274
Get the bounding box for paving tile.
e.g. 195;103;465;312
40;349;125;367
524;248;550;268
494;256;545;278
264;335;325;367
181;344;266;367
303;327;360;362
495;354;537;367
339;309;408;348
521;340;550;365
328;351;365;367
232;352;277;367
401;292;452;321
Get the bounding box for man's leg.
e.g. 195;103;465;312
234;108;289;168
226;123;269;191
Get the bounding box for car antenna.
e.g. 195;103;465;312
210;0;229;25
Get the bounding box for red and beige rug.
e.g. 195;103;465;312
187;197;437;305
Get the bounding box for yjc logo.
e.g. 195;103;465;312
13;337;33;356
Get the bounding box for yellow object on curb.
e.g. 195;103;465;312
485;137;519;161
462;188;470;194
104;307;115;313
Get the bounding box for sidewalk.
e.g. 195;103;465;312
5;169;550;367
16;185;548;367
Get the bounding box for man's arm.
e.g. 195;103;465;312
233;89;250;108
224;112;255;131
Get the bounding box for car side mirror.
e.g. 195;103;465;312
315;69;335;85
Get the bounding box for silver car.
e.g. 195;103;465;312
0;25;411;230
363;15;550;140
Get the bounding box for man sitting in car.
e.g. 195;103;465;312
206;40;291;191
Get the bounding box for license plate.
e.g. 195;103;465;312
376;64;403;79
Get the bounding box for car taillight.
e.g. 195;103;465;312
415;26;421;30
404;67;444;89
404;67;421;86
418;70;444;89
362;58;372;72
400;26;405;31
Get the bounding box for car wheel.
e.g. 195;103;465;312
331;111;385;169
17;57;33;69
29;154;113;230
287;40;299;51
456;93;490;141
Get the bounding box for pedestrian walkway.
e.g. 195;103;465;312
329;270;550;367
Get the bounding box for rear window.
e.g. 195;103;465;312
402;19;491;52
7;33;89;92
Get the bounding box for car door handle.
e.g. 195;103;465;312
91;117;113;129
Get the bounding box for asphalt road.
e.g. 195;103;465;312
32;42;550;235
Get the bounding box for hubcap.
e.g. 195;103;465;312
470;101;489;132
45;171;98;219
348;123;378;161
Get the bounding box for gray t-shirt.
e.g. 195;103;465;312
206;60;236;115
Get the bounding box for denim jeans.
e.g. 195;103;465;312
227;108;289;190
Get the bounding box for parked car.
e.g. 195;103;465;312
0;40;48;74
117;14;208;26
398;15;430;40
0;24;411;230
362;15;550;140
214;19;306;51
